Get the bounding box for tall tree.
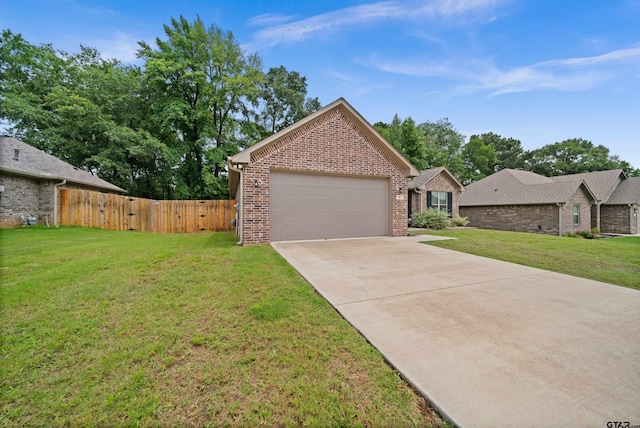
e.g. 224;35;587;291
418;118;465;177
524;138;632;176
460;135;498;184
138;16;263;199
468;132;525;172
0;31;170;198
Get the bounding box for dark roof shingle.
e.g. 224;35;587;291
0;136;125;193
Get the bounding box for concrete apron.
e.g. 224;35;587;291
271;235;640;428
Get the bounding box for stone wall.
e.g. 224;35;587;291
240;107;408;244
0;174;41;226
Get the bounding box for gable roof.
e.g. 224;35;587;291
606;177;640;205
550;169;625;203
228;98;419;197
0;136;125;193
459;169;597;206
407;166;464;191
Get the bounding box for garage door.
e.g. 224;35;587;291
270;172;389;241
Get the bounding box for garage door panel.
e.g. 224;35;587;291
270;172;389;241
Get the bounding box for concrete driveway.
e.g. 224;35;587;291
271;235;640;428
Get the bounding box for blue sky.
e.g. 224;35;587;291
2;0;639;167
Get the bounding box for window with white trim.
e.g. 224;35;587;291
431;191;447;213
573;204;580;225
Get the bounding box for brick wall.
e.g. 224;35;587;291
240;108;408;244
601;205;636;234
561;187;593;235
460;204;560;235
412;173;462;217
460;187;593;236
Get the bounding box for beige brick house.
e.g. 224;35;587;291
407;167;464;219
227;98;419;245
459;168;639;236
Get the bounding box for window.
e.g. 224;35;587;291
427;191;452;217
573;204;580;225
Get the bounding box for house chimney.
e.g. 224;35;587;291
13;149;19;161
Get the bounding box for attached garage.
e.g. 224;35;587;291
228;98;419;245
270;172;389;241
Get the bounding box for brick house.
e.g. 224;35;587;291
459;168;639;236
227;98;419;245
600;177;640;234
459;169;597;236
407;167;464;219
0;136;125;227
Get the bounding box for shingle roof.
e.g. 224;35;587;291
550;169;625;203
407;166;464;190
459;169;596;206
606;177;640;205
0;136;125;193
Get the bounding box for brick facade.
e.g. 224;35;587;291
410;173;461;217
600;205;638;234
460;187;593;236
240;108;408;245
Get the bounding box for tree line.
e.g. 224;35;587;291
374;115;638;184
0;17;320;199
2;16;636;200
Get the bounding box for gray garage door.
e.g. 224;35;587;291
270;172;389;242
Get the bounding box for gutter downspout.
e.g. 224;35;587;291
556;202;564;236
228;163;243;245
53;180;66;227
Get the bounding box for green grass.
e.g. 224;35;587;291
1;227;444;427
414;229;640;290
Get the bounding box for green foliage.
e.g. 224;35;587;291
566;228;601;239
448;215;470;227
460;135;497;184
1;22;322;200
411;208;449;229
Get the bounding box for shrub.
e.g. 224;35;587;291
449;215;469;227
412;208;449;229
566;229;601;239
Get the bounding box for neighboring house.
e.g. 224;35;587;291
0;136;125;227
458;169;597;236
600;177;640;234
550;169;626;231
459;168;639;235
227;98;419;245
407;166;464;219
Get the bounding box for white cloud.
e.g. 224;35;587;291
248;0;504;48
247;13;295;27
360;46;640;96
91;31;141;63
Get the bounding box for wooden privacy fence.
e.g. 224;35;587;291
60;189;236;233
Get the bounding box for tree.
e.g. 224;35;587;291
524;138;630;176
460;135;498;184
417;118;465;177
468;132;525;172
0;31;171;198
138;16;263;199
374;116;427;169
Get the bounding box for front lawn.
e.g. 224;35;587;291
414;229;640;290
1;227;444;427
